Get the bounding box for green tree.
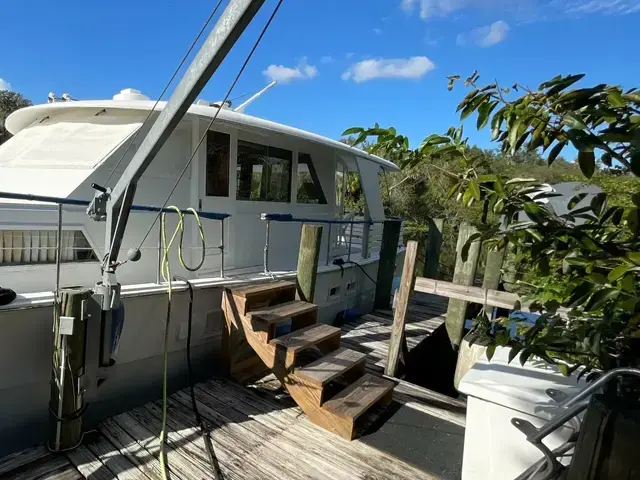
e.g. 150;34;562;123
346;73;640;377
0;90;31;146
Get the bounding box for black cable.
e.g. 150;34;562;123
173;276;223;480
332;258;377;285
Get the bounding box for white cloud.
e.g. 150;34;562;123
401;0;469;18
0;78;12;91
373;27;383;35
345;52;355;59
559;0;640;14
403;0;640;21
320;56;335;64
342;56;435;83
457;20;510;47
262;58;318;84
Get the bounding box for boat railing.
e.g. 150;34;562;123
0;191;231;291
260;213;403;274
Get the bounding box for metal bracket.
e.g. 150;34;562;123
546;388;569;404
86;183;110;222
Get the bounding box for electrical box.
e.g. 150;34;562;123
59;316;75;336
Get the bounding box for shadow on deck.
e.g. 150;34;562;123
0;292;465;480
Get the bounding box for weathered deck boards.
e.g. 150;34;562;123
0;291;460;480
340;291;449;373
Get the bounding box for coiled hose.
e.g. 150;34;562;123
159;207;222;480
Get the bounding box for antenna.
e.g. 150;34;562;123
234;80;276;113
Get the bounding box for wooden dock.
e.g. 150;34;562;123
0;293;464;480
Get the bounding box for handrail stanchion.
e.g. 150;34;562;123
55;204;63;299
347;221;354;261
219;218;225;278
362;220;370;259
262;214;270;274
156;222;162;284
53;203;64;451
325;223;332;266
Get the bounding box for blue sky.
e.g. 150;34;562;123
2;0;640;152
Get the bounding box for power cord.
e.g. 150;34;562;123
332;258;377;285
159;206;208;480
173;276;223;480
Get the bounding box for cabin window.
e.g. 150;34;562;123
236;140;292;202
297;153;327;204
0;230;98;266
205;131;230;197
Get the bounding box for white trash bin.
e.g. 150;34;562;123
458;346;586;480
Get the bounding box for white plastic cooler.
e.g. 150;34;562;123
458;347;586;479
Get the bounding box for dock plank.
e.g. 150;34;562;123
0;445;49;476
66;444;115;480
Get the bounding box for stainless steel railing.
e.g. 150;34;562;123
260;213;403;274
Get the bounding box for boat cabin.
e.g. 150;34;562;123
0;88;399;293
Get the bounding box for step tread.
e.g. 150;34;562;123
323;373;395;420
228;280;296;298
295;348;367;386
270;324;341;352
248;300;317;325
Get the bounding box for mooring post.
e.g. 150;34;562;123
445;223;481;347
424;218;444;278
49;287;93;451
385;240;418;377
296;224;323;303
374;220;402;309
482;245;506;319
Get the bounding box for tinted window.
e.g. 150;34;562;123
297;153;327;204
236;140;292;202
205;131;230;197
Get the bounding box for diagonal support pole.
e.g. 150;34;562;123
104;0;266;268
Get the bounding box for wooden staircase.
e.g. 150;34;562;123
222;280;395;440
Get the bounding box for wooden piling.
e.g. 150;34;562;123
482;246;507;318
445;223;481;347
424;218;444;278
385;240;418;377
49;287;93;450
296;224;323;303
374;220;402;309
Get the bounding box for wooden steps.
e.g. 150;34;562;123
271;324;341;367
296;347;366;387
229;280;296;298
324;373;395;419
222;280;396;441
322;373;395;440
249;300;317;324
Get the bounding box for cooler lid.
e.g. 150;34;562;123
458;346;586;420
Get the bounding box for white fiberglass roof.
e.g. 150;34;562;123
5;96;400;172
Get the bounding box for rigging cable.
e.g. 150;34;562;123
114;0;286;265
104;0;225;187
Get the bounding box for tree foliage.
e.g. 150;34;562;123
345;72;640;376
0;90;31;146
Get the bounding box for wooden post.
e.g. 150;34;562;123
482;245;506;319
385;240;418;377
424;218;444;278
374;220;402;309
49;287;93;450
296;224;323;303
445;223;481;347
